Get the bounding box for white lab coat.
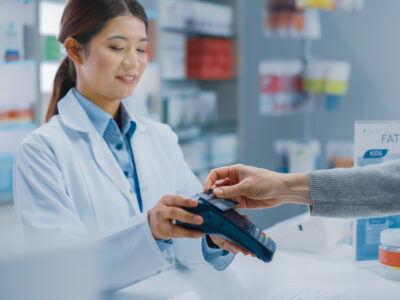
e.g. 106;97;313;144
13;90;207;290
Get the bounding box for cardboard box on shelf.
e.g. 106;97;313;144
187;37;233;80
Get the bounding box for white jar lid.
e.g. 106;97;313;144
381;229;400;247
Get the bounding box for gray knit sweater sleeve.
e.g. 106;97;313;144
307;160;400;218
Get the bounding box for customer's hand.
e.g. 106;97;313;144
148;195;204;240
204;164;312;209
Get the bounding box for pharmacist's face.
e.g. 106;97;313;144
79;14;148;101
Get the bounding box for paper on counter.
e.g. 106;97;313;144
168;291;203;300
271;284;345;300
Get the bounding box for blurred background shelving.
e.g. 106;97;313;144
4;0;393;231
0;0;39;204
0;0;241;204
138;0;240;181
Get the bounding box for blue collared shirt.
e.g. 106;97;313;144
73;88;233;270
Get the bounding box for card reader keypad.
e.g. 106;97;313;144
247;223;275;252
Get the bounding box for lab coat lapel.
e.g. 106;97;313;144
127;113;177;212
127;114;158;212
90;136;141;214
57;90;141;215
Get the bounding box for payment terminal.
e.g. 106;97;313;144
176;190;276;263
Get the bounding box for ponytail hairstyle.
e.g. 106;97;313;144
46;0;148;122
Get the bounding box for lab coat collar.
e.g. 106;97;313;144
72;88;113;137
120;98;147;134
57;89;148;135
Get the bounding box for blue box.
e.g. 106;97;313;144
0;154;14;202
355;216;400;261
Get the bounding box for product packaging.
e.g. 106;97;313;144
259;60;304;115
0;22;24;62
353;121;400;262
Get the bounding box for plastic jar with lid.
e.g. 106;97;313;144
378;228;400;281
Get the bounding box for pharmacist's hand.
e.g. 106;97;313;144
204;164;311;209
208;235;255;257
148;195;204;240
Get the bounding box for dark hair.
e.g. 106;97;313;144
46;0;148;122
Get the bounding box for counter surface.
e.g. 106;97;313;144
113;245;400;300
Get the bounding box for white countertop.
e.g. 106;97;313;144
113;245;400;300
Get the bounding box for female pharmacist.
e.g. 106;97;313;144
204;163;400;218
13;0;246;291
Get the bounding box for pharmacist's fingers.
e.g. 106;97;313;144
209;235;250;256
163;196;198;208
165;223;204;239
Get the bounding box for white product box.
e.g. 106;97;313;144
166;96;185;128
164;89;217;128
354;121;400;262
0;61;36;110
197;91;217;125
0;2;35;26
0;22;24;63
0;123;37;154
159;32;186;80
180;138;210;172
210;133;238;167
39;1;65;36
288;140;321;173
186;1;233;36
160;0;233;36
159;0;187;30
355;121;400;166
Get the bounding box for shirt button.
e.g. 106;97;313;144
141;187;148;193
116;143;123;150
129;189;134;194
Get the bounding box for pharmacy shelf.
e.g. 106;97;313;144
39;0;64;2
41;59;62;64
192;161;238;175
39;0;157;19
0;0;34;4
174;120;237;133
0;196;13;204
156;0;240;177
177;125;237;143
0;60;36;66
160;27;235;39
0;0;40;204
178;132;235;144
163;78;237;83
0;0;40;120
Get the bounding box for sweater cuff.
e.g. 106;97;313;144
307;169;345;217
